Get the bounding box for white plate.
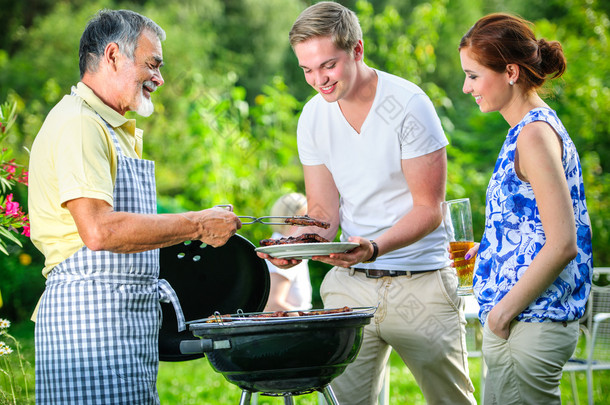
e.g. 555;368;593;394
255;242;359;259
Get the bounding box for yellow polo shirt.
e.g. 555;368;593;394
28;82;144;278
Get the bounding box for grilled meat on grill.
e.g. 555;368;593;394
298;306;352;316
252;311;295;318
204;306;354;322
259;233;330;246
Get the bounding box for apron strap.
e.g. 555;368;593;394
158;279;186;332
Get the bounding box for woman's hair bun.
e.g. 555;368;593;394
538;38;566;78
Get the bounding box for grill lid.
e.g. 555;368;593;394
158;234;270;361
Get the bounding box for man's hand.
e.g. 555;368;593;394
311;236;372;267
183;206;241;247
256;252;302;269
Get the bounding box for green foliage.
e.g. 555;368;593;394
0;236;45;322
150;75;305;246
216;0;304;103
358;0;449;96
0;102;29;247
532;3;610;264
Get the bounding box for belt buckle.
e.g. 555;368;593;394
365;269;383;279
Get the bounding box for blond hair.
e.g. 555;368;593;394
289;1;362;54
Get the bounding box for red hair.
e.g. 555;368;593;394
459;13;566;92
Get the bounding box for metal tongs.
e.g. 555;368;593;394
214;204;310;226
237;215;301;225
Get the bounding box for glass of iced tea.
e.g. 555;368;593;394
441;198;475;296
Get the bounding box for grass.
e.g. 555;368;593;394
156;351;437;404
2;321;609;404
0;321;34;405
157;351;610;404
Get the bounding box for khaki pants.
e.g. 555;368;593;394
321;266;476;405
482;319;579;405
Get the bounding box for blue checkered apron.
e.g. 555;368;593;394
35;112;185;404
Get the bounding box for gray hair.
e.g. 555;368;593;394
289;1;362;54
79;9;165;78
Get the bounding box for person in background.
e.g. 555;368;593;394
458;13;593;404
264;192;313;312
259;2;476;404
28;9;240;404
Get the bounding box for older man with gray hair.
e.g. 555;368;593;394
29;9;240;404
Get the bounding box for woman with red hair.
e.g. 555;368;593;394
458;13;593;404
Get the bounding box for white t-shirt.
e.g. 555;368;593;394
297;69;449;271
266;233;313;310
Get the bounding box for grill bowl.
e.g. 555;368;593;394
188;310;373;394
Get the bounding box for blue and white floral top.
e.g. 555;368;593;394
474;108;593;325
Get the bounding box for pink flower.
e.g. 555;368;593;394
19;171;28;186
21;225;30;237
4;194;21;217
2;164;15;181
3;164;16;174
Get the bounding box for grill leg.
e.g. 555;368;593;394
239;390;252;405
283;395;295;405
319;385;340;405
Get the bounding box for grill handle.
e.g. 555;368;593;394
179;338;231;354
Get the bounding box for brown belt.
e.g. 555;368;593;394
352;268;438;279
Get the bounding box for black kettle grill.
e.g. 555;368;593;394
158;235;373;404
